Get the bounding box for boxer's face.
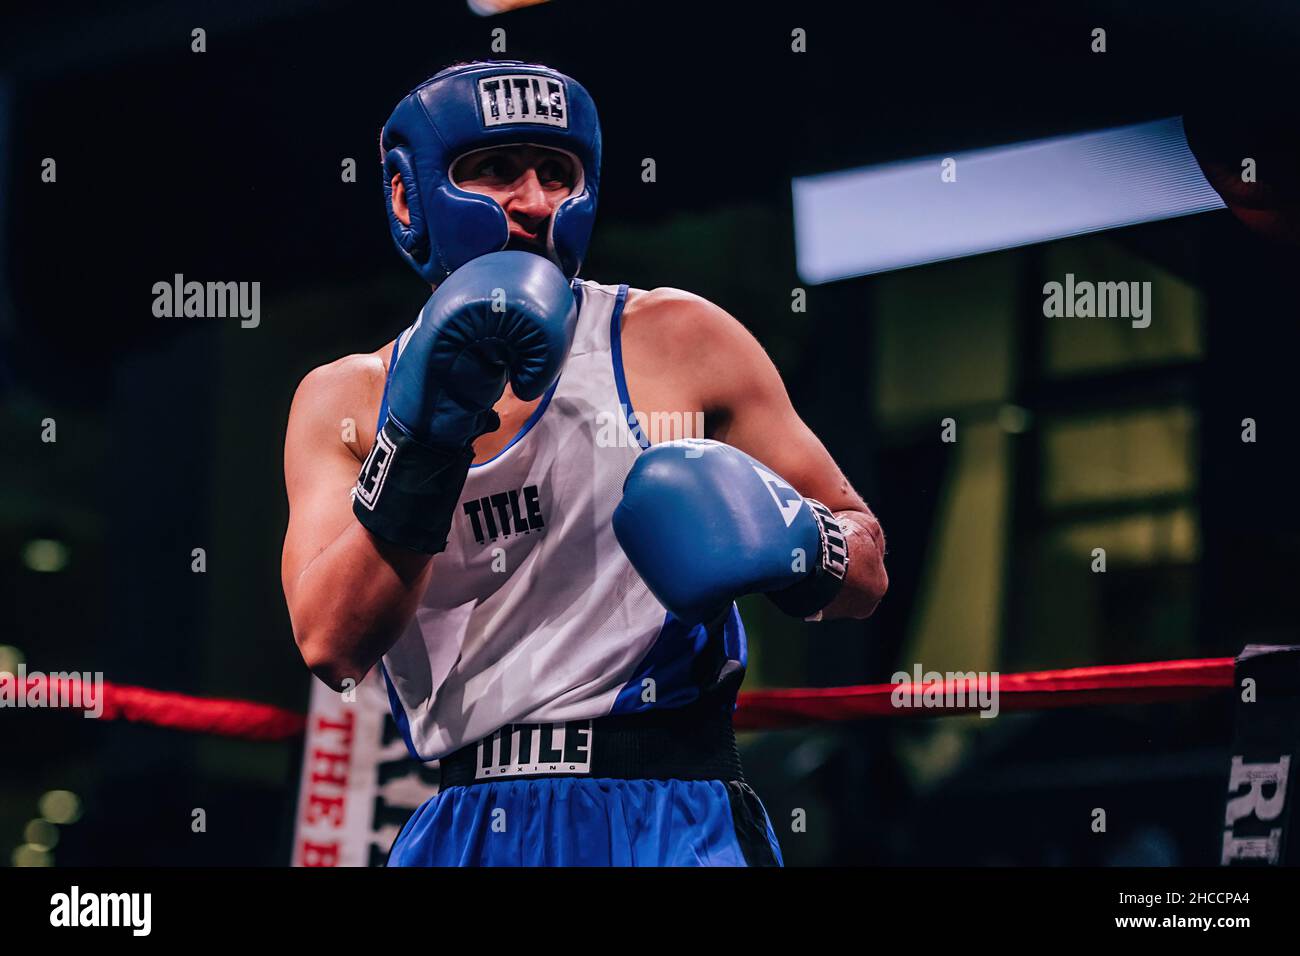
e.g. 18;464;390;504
451;145;577;255
388;145;577;259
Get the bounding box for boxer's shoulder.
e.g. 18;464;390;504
294;346;389;407
621;287;763;370
623;285;715;322
616;288;765;422
288;344;393;459
620;287;740;353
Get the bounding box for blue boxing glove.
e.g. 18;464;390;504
353;251;577;553
612;439;850;625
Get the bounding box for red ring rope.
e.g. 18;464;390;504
5;656;1235;739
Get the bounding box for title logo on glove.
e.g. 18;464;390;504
353;429;396;511
752;465;805;528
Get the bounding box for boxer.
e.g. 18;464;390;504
282;60;888;866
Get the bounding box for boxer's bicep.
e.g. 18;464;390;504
697;309;866;515
281;361;377;601
722;390;864;514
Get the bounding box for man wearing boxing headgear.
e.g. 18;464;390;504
282;60;888;866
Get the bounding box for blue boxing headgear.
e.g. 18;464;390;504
381;60;602;285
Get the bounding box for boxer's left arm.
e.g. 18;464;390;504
635;290;888;620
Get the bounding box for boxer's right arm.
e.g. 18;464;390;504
283;253;578;691
281;357;435;692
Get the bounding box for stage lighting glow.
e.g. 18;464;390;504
793;117;1226;284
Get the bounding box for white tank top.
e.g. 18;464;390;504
379;280;747;761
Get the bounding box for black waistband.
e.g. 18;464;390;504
439;698;745;788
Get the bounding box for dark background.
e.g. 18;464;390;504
1;0;1296;866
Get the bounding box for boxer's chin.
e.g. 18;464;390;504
505;236;549;257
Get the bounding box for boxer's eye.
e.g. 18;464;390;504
459;154;513;183
537;159;574;189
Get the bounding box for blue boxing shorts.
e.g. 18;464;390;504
387;703;783;867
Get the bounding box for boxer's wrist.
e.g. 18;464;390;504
351;418;475;554
766;498;850;620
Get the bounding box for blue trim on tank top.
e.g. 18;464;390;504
376;338;398;431
380;661;427;762
607;284;646;450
